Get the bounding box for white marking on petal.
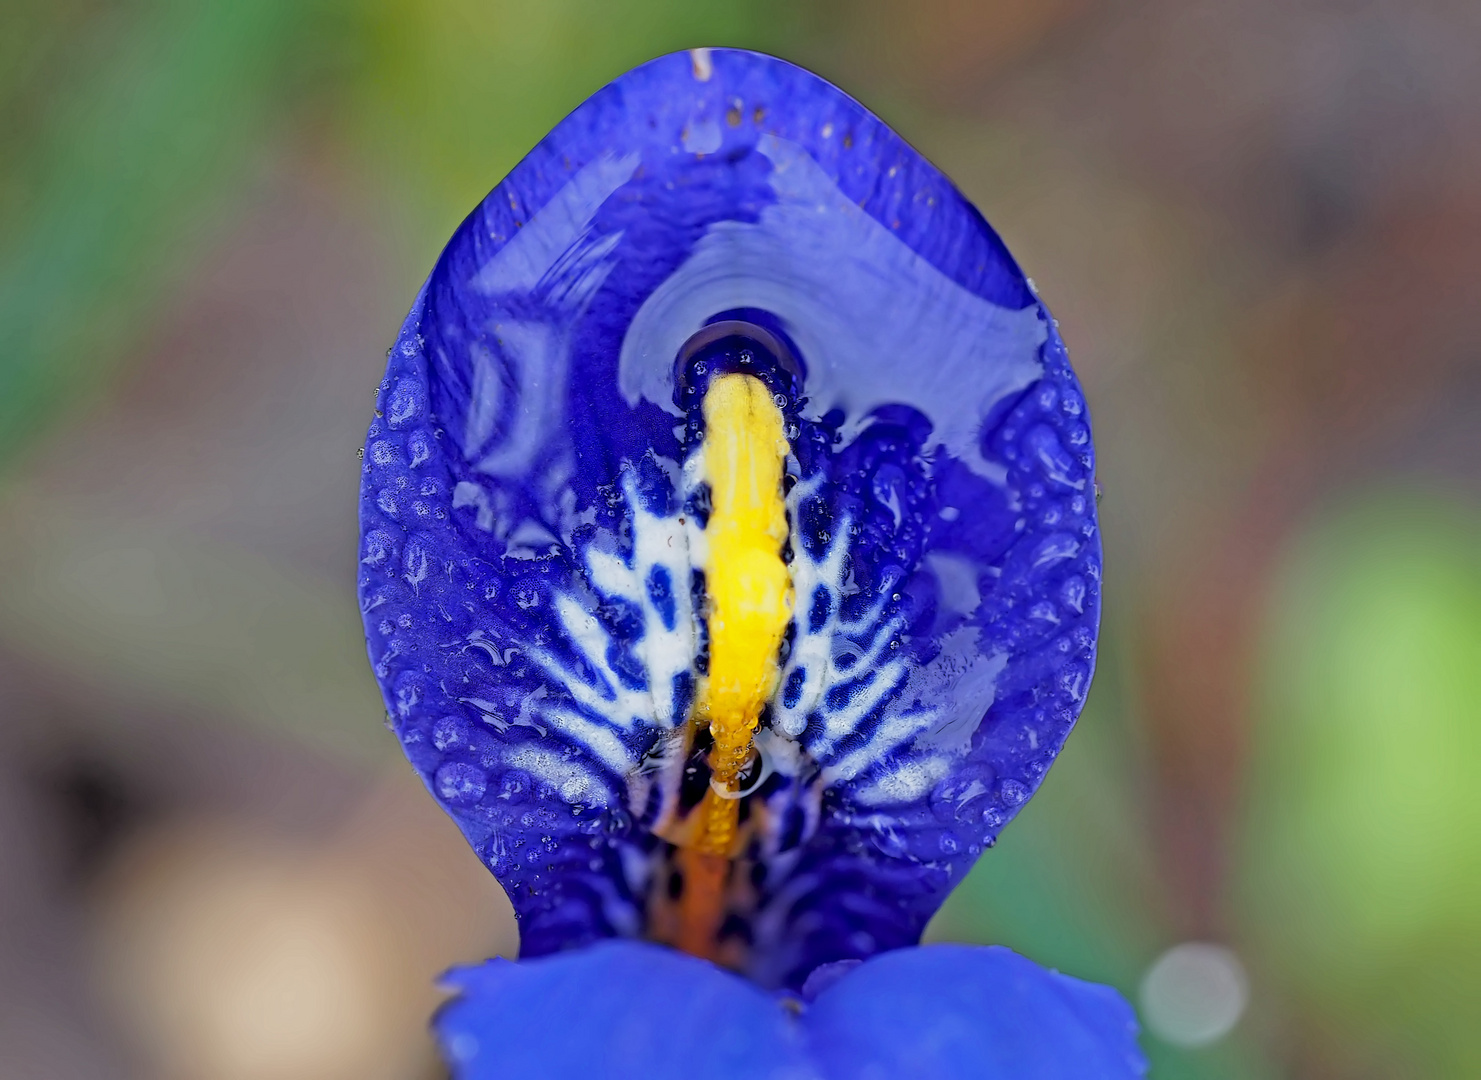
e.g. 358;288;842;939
690;48;713;82
543;708;636;775
523;470;698;781
503;746;609;807
822;708;937;785
852;755;954;807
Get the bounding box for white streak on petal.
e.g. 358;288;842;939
472;152;640;296
503;747;609;807
852;755;952;807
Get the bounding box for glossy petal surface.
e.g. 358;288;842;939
436;942;811;1080
358;48;1100;985
435;942;1145;1080
806;945;1146;1079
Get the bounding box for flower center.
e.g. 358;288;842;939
675;372;793;957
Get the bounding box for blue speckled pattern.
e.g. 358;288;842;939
358;47;1100;989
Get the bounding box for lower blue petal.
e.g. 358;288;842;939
435;941;1145;1080
805;944;1147;1079
435;941;812;1079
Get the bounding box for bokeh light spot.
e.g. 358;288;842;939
1139;942;1248;1047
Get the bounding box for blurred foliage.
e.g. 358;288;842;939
1241;492;1481;1077
0;501;387;756
0;0;797;468
0;0;319;467
337;0;799;265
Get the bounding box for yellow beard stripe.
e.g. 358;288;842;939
692;372;793;855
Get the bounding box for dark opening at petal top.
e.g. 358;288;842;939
358;47;1100;991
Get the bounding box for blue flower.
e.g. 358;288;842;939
358;47;1128;1077
439;940;1143;1079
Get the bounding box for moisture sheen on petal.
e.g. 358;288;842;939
435;943;811;1080
434;942;1146;1080
358;48;1101;987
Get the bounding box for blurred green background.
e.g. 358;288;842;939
2;2;1478;1078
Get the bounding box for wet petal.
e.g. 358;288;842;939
359;48;1100;985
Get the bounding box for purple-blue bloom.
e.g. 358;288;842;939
358;46;1131;1076
438;940;1143;1079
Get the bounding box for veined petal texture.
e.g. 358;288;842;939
358;47;1100;988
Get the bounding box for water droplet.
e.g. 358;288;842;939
1059;575;1087;614
500;770;530;805
435;762;487;805
432;716;467;750
999;779;1029;806
604;808;632;837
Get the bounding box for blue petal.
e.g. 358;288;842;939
435;941;811;1080
434;942;1145;1080
805;945;1147;1080
359;48;1101;985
